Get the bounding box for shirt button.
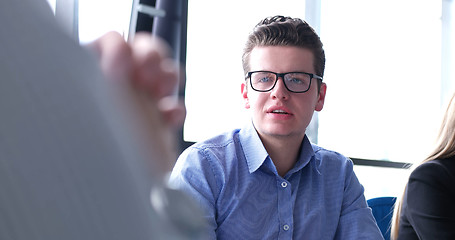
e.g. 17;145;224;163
281;182;287;188
283;224;290;231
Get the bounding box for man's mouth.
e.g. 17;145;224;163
271;110;289;114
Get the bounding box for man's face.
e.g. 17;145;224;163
241;46;326;140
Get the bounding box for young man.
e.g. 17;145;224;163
169;16;383;239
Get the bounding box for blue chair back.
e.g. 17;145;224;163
367;197;397;240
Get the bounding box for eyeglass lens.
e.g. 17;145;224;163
250;72;311;92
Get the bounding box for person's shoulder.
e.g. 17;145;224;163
309;144;358;183
431;157;455;171
310;144;354;172
312;144;351;162
173;128;243;176
411;157;455;181
178;128;242;161
188;128;241;150
407;157;455;200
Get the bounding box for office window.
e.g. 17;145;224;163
318;0;444;164
78;0;132;43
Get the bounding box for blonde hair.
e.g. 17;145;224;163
391;93;455;239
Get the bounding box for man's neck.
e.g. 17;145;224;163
259;133;304;177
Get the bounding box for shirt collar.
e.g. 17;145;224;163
286;135;315;176
239;121;316;174
239;121;269;173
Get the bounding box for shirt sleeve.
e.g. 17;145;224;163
169;146;220;239
334;160;384;240
403;161;455;239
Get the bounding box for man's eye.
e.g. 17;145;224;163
287;78;305;84
259;77;272;82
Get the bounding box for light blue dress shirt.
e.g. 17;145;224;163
169;122;383;239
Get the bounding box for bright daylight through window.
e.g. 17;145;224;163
318;0;443;164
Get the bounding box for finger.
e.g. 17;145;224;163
87;31;133;82
157;96;186;128
130;33;179;99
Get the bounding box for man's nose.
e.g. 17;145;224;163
271;77;289;99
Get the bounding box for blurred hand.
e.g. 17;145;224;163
88;31;186;129
87;31;186;173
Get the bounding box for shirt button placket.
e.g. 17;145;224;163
277;179;292;239
281;182;290;233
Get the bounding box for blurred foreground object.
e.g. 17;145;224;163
0;0;205;239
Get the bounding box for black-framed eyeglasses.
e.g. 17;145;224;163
245;71;323;93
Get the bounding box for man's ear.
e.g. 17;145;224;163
241;82;250;109
315;82;327;112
